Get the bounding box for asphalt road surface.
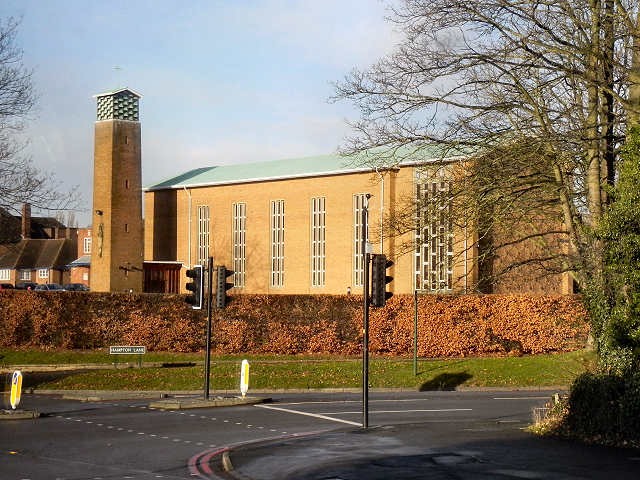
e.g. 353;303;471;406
2;390;639;479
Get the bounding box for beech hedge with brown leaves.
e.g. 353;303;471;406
0;291;588;356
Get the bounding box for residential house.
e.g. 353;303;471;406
0;204;79;286
67;228;92;287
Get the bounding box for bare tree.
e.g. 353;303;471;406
0;17;83;243
331;0;640;291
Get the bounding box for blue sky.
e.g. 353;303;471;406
3;1;399;226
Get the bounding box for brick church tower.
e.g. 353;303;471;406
90;88;144;292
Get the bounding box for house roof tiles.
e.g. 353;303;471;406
0;239;77;270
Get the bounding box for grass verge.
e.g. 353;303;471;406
1;348;596;391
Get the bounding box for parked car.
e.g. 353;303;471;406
15;282;38;290
34;283;65;291
63;283;90;292
0;283;14;289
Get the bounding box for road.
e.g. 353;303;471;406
2;390;633;480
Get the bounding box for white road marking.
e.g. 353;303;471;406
274;398;474;406
494;397;550;400
256;404;362;426
317;408;473;415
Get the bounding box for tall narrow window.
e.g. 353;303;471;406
83;237;92;254
310;196;326;287
197;205;210;266
353;194;367;287
232;202;246;288
415;170;453;292
270;200;285;287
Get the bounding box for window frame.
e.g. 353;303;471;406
353;194;367;287
310;196;326;288
232;202;246;288
197;205;210;267
414;169;454;293
0;269;10;281
270;199;285;288
83;237;92;254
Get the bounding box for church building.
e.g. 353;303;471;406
143;149;572;297
85;86;571;297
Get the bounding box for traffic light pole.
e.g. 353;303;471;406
363;251;370;429
414;290;418;376
362;194;371;429
204;256;213;399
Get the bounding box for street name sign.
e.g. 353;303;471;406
109;346;146;354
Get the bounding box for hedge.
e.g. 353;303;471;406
0;291;589;356
553;372;640;449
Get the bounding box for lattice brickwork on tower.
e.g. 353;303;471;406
96;90;140;121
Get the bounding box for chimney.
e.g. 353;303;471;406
21;203;31;239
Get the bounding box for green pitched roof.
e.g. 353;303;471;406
144;145;460;191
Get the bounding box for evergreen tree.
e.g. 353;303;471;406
585;126;640;375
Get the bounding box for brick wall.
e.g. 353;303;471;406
144;164;571;296
92;120;144;292
146;169;420;295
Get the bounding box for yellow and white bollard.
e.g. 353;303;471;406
10;371;22;410
240;360;249;397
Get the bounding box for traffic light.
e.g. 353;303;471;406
371;254;393;307
185;265;203;309
216;265;234;309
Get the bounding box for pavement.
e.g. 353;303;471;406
0;407;41;419
1;391;271;418
198;421;640;480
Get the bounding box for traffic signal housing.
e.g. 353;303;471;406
371;254;393;307
185;265;204;309
216;265;234;309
